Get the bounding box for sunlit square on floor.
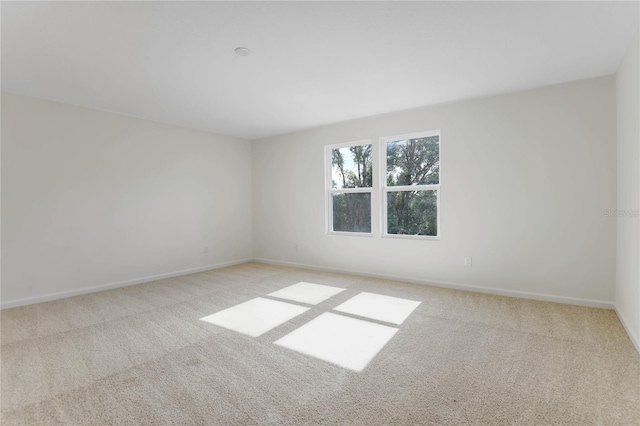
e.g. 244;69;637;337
268;282;345;305
274;312;398;372
200;297;309;337
333;292;421;325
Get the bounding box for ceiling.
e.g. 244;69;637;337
2;1;638;140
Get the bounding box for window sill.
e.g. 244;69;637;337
382;234;440;241
327;231;374;237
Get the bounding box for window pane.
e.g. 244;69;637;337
331;144;373;189
387;190;437;236
332;192;372;233
386;136;439;186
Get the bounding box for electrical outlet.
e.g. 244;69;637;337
464;256;472;267
203;246;209;253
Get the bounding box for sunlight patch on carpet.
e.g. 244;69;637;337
268;282;345;305
200;298;309;337
333;292;421;325
274;312;398;372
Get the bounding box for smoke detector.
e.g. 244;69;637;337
234;47;251;57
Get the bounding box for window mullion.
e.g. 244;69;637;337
329;188;372;194
385;184;439;192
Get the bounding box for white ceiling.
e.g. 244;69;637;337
2;1;638;140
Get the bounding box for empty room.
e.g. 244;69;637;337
1;1;639;425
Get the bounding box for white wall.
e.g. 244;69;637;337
1;76;622;310
615;32;640;351
252;76;617;306
1;93;253;307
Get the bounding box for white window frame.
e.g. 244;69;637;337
324;140;374;237
380;130;441;240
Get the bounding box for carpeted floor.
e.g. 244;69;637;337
1;262;638;425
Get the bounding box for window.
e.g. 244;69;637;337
382;131;440;238
325;131;440;239
325;141;373;234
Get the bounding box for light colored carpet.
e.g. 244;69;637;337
1;262;638;425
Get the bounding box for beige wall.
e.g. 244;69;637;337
1;93;253;306
252;76;617;306
615;31;640;351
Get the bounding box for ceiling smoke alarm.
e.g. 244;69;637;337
234;47;251;57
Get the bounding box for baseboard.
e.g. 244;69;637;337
2;256;617;313
614;305;640;355
0;258;253;309
253;257;615;310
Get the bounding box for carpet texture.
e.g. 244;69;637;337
1;262;638;425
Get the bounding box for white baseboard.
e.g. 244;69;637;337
1;256;617;313
0;258;253;309
614;305;640;355
253;257;615;310
4;256;633;353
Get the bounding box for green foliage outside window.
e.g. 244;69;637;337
331;145;373;189
386;136;439;186
332;193;371;233
386;136;439;236
331;144;372;233
386;190;437;236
